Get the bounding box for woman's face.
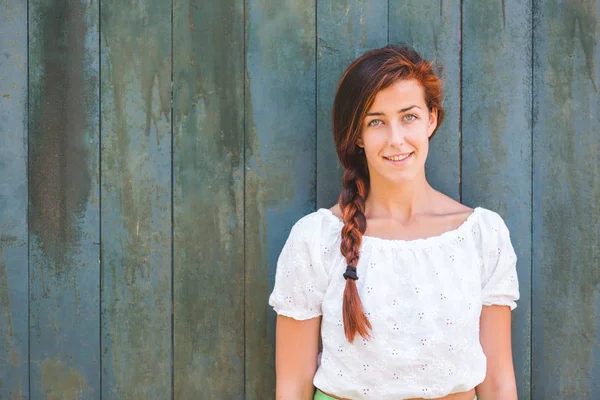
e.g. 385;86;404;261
358;79;438;186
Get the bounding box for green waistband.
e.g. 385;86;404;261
314;389;335;400
314;388;477;400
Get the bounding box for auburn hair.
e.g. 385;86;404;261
333;44;445;342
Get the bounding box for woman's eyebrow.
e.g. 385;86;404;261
365;105;421;116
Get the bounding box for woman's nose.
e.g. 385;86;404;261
388;123;406;146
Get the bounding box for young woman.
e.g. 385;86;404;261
269;44;519;400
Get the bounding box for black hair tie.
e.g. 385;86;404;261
343;265;358;281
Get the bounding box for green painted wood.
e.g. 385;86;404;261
245;0;316;397
0;1;28;398
172;0;245;397
316;1;388;209
100;1;172;397
388;0;461;201
461;2;533;399
28;1;100;398
532;1;600;398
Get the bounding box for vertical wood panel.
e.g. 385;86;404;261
173;0;245;397
532;1;600;398
28;1;100;398
388;0;461;200
316;1;388;209
462;1;533;398
0;1;29;398
100;1;172;397
245;0;316;397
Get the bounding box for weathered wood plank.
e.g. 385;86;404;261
100;1;172;397
532;1;600;398
388;0;461;200
316;1;388;209
28;1;100;398
245;0;316;397
173;0;245;397
461;1;533;398
0;1;28;398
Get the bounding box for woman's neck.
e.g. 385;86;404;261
365;173;436;222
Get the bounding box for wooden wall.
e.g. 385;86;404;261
0;1;598;399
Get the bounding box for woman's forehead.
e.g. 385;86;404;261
368;80;426;112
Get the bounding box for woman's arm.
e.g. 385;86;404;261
475;305;518;400
275;315;322;400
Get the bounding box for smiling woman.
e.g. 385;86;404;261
269;44;519;400
359;80;437;184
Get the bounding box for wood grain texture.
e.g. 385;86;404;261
461;1;533;398
28;1;100;398
100;0;172;397
173;0;245;397
0;1;28;398
245;0;316;397
388;0;461;200
316;0;388;209
532;1;600;398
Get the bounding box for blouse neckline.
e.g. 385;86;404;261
317;207;483;249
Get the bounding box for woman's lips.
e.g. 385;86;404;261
383;152;413;165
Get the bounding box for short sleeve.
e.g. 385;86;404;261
268;213;329;320
480;211;520;310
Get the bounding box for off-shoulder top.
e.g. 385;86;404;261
268;207;519;399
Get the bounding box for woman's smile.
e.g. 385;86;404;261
383;152;414;165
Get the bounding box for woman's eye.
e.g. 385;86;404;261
404;114;417;121
368;119;383;127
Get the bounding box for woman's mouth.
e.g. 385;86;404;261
383;152;413;165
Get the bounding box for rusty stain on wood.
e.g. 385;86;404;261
40;359;91;399
0;252;14;339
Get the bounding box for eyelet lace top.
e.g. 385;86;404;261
268;207;519;400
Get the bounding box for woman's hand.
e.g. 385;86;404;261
275;315;322;400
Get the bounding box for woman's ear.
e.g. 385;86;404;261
427;108;438;138
356;136;364;148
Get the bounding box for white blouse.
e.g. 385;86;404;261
268;207;519;400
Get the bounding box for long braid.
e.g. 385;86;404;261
339;167;372;342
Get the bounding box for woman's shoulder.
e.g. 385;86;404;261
433;191;508;231
286;207;342;242
473;206;510;231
